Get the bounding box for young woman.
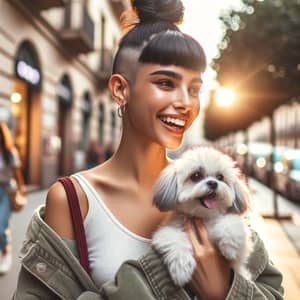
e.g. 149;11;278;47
0;122;25;275
14;0;283;299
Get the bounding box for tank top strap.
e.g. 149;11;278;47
71;173;99;220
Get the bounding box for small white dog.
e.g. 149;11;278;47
152;147;253;286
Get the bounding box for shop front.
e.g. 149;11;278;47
11;40;42;186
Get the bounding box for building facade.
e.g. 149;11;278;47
0;0;128;187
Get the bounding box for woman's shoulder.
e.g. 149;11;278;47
44;181;74;239
44;176;88;239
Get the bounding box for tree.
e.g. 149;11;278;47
205;0;300;140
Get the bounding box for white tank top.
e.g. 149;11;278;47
72;173;151;287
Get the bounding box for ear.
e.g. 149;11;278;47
153;164;178;211
108;74;129;106
230;178;250;214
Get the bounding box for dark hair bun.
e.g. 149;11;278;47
132;0;184;24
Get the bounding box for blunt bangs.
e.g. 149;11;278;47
112;22;179;74
138;31;206;72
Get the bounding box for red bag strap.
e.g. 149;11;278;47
58;177;90;275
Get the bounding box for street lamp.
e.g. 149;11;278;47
215;87;235;107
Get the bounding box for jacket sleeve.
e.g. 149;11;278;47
225;232;284;300
12;266;61;300
12;266;105;300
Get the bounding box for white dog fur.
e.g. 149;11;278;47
152;147;253;286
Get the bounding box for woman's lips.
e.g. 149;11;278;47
159;116;186;127
160;120;185;134
158;115;187;134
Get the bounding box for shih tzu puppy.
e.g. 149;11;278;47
152;147;253;286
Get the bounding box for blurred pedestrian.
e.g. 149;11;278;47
103;141;114;161
0;122;25;275
85;140;103;169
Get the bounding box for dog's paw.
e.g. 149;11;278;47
152;225;196;286
167;253;196;286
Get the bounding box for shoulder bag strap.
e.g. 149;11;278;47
58;177;90;275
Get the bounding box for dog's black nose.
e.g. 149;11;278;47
207;180;218;190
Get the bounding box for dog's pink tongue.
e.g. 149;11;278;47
203;198;217;209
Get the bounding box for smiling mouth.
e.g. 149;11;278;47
158;116;186;133
197;191;217;209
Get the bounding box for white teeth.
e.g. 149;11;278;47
159;117;186;127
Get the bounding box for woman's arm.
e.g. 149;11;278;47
185;219;284;300
10;147;25;193
13;167;25;194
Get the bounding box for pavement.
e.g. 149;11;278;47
248;178;300;300
249;177;300;253
0;179;300;299
0;188;47;300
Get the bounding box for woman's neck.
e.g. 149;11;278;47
108;133;169;188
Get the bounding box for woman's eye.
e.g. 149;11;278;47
190;171;203;182
216;174;224;181
155;80;174;88
188;86;201;98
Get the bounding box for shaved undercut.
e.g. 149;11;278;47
112;47;142;84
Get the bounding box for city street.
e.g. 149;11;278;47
1;0;300;299
1;179;300;299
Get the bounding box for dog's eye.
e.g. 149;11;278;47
216;174;224;181
190;171;203;182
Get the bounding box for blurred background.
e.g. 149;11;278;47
0;0;300;299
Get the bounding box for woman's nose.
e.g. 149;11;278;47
173;89;193;112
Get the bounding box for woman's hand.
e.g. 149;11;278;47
18;185;26;195
184;218;232;300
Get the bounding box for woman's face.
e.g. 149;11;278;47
125;64;202;149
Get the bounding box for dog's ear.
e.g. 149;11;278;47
230;178;251;214
153;164;178;211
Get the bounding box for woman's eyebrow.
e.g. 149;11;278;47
149;70;182;80
149;70;202;83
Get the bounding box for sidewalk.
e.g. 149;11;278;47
249;178;300;300
0;189;47;300
249;178;300;253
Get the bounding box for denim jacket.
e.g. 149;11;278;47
13;206;284;300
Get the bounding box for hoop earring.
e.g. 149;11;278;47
117;104;126;118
